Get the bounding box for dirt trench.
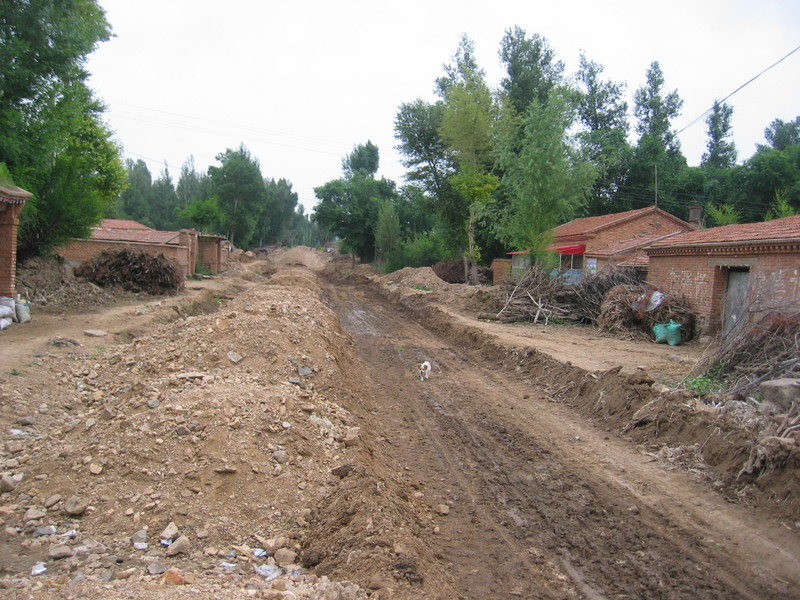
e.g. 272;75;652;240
314;272;800;600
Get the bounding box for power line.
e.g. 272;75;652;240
675;44;800;136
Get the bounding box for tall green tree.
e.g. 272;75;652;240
16;81;126;259
313;143;398;262
258;178;299;246
149;165;180;230
117;159;154;224
622;61;687;216
575;53;631;215
439;35;498;283
498;26;564;114
700;101;737;209
374;201;401;265
763;117;800;151
342;140;380;177
394;99;452;194
1;1;125;259
495;88;595;254
175;156;211;222
702;101;737;169
208;144;267;248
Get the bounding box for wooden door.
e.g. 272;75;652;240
723;269;749;336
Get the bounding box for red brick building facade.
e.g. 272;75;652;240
509;206;695;280
0;184;32;298
58;219;231;277
646;215;800;335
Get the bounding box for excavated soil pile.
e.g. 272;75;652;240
0;265;455;599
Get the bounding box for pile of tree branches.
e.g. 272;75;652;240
566;266;644;325
74;249;184;295
483;265;570;324
597;284;696;341
698;312;800;398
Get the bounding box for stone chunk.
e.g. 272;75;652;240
83;329;108;338
166;535;190;556
760;378;800;412
48;544;74;559
64;496;89;516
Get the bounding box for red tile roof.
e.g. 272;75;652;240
554;206;686;239
648;215;800;248
90;228;182;245
99;219;153;230
587;231;682;257
0;184;33;204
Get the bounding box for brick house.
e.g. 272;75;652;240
645;215;800;336
507;206;696;281
0;184;33;298
59;219;233;276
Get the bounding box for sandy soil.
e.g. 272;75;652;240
0;247;798;599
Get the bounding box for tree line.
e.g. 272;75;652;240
313;30;799;282
2;5;797;270
0;1;324;261
117;148;324;250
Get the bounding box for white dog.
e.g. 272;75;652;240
417;360;431;380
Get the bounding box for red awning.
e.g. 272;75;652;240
548;244;585;255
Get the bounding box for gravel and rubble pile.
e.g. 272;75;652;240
0;272;450;599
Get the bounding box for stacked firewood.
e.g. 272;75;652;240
75;248;184;295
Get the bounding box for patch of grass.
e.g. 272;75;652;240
683;375;724;396
8;369;22;376
411;285;431;291
395;347;406;352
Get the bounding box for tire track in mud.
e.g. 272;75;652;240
324;279;798;600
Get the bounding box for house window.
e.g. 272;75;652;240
560;253;584;271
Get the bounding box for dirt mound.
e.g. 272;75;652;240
267;246;328;271
0;271;452;598
384;267;447;291
15;256;124;308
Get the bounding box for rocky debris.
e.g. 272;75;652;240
0;473;17;492
47;336;82;347
0;264;434;598
165;535;191;556
82;329;108;338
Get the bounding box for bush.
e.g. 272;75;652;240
385;233;447;272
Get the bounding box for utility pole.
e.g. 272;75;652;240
654;164;658;208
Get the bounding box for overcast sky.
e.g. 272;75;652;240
87;0;800;213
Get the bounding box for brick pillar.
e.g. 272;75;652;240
0;203;23;297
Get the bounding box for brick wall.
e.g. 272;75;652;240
491;258;511;285
647;248;800;335
0;204;23;297
586;214;688;253
198;237;223;273
58;239;192;277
